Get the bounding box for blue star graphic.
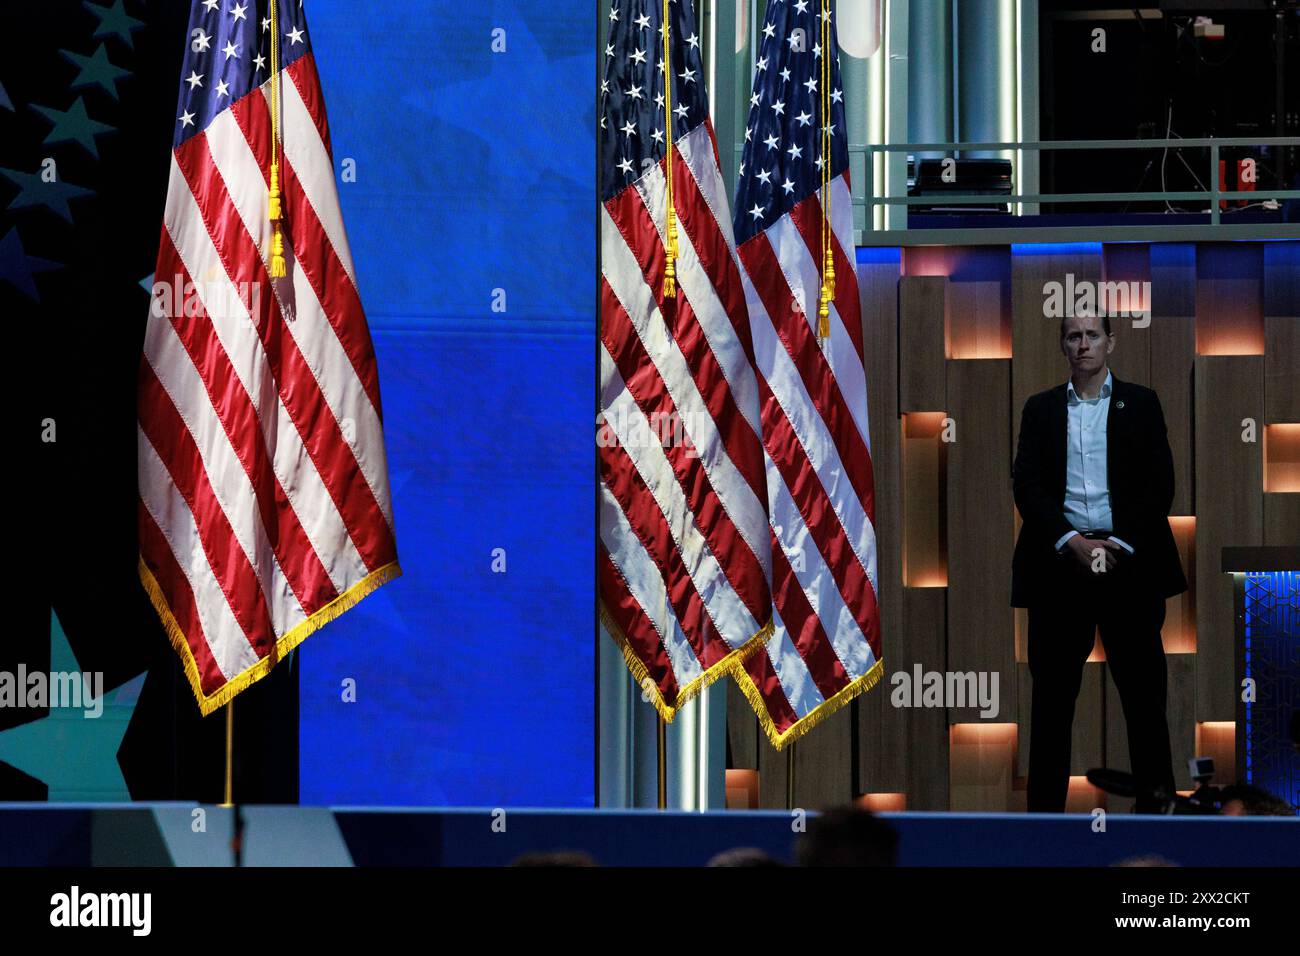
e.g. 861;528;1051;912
0;167;94;222
61;44;132;100
0;229;63;300
31;97;116;159
0;611;144;801
84;0;145;51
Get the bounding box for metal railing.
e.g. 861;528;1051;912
735;136;1300;244
858;137;1300;244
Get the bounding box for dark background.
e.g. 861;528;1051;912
3;0;297;803
1041;1;1300;212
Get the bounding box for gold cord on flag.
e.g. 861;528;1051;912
661;0;678;299
267;0;286;278
817;1;833;339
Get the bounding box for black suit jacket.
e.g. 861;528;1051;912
1010;375;1188;607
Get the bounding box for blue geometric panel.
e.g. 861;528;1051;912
1243;570;1299;809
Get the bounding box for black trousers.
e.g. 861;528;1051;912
1026;548;1176;813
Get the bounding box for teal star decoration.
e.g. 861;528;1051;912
0;80;12;112
84;0;145;51
61;44;131;100
139;272;154;294
0;611;145;801
31;97;115;159
0;167;94;222
0;229;63;301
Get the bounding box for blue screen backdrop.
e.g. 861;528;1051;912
296;1;596;807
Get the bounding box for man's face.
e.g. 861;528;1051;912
1060;314;1114;374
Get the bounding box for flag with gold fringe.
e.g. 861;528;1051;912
138;0;399;715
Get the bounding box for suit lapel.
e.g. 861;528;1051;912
1107;373;1125;491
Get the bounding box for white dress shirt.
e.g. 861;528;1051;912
1055;369;1135;554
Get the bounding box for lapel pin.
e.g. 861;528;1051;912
1115;400;1125;409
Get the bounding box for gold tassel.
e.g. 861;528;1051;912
663;215;678;298
270;226;286;278
819;251;834;338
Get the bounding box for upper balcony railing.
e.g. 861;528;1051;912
738;137;1300;246
857;137;1300;245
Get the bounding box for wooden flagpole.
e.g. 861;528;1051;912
656;716;668;809
786;741;796;810
220;700;234;808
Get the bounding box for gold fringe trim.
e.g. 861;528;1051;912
733;655;886;751
600;603;773;724
139;557;402;717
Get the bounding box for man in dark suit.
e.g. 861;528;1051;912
1012;311;1188;813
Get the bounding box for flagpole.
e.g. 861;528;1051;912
220;700;234;808
786;741;796;810
656;715;668;809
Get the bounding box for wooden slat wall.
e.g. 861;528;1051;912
1263;243;1300;423
1011;246;1102;439
946;360;1015;725
856;253;906;797
1194;356;1264;722
725;241;1289;810
1150;245;1197;515
899;276;947;411
1101;243;1152;387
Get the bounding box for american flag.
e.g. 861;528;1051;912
731;0;883;747
138;0;399;715
598;0;775;719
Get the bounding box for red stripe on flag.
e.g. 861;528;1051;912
286;54;334;161
153;226;340;615
139;499;226;695
758;373;879;635
768;526;851;700
743;644;800;735
604;186;768;504
232;85;384;423
601;277;771;624
139;361;276;658
172;132;397;573
598;444;725;673
669;149;759;371
739;231;876;522
788;188;865;359
599;545;679;705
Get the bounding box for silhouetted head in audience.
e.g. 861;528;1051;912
707;847;786;867
795;808;899;867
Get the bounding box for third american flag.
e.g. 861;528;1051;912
138;0;399;714
731;0;882;747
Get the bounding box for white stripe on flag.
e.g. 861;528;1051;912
764;606;827;719
766;461;878;679
599;481;704;688
742;269;880;593
600;345;763;648
161;155;369;594
203;110;394;531
275;71;358;286
765;211;872;450
142;326;307;638
139;429;261;680
600;203;770;581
